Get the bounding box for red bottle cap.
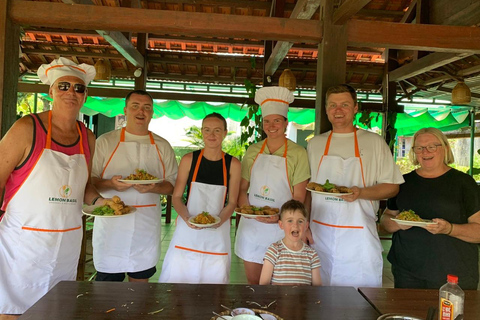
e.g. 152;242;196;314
447;274;458;284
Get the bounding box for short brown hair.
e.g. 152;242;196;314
203;112;227;130
125;90;154;106
280;199;308;219
326;84;357;105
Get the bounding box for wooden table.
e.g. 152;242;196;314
19;281;380;319
359;287;480;319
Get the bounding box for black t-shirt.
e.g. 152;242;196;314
387;168;480;289
185;149;233;203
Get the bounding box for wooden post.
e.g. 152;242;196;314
382;49;400;151
315;0;347;134
134;33;147;90
0;0;20;138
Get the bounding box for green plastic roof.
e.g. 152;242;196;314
75;96;471;137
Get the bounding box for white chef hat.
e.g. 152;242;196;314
37;57;96;86
255;86;294;118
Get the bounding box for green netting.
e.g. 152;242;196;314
41;95;472;136
79;96;317;125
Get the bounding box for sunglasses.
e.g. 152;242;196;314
57;82;86;94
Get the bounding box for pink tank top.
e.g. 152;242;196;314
1;114;91;211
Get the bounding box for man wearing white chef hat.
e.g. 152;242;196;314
0;57;102;318
235;86;311;284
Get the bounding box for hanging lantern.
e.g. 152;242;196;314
451;81;471;105
279;69;296;92
94;59;111;82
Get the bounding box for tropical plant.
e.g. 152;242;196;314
240;60;263;148
17;93;48;117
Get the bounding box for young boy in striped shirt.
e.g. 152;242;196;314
259;200;322;286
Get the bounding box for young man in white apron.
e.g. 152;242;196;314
307;84;404;287
160;113;241;284
0;58;102;317
91;90;178;283
235;87;310;284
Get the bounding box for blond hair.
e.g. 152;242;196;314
409;127;454;166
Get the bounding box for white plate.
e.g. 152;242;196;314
259;315;277;320
306;188;352;197
82;205;136;218
231;308;255;316
391;218;437;227
118;179;162;184
234;211;279;219
188;215;221;228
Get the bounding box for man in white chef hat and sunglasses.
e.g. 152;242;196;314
0;57;102;319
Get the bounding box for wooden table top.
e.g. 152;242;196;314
358;287;480;319
19;281;380;320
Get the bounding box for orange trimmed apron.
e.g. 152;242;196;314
235;139;292;264
310;130;382;287
92;127;165;273
159;150;230;284
0;111;88;314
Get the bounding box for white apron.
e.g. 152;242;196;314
92;128;165;273
0;111;88;314
310;130;382;287
159;150;230;284
235;139;292;264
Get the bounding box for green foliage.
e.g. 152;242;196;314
240;80;262;148
17;93;49;118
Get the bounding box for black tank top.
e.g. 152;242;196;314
185;149;233;203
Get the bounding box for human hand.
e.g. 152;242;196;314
111;175;132;191
183;216;202;230
425;218;451;235
132;183;156;193
255;215;279;224
340;186;361;202
303;227;314;245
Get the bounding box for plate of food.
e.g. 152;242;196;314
83;196;136;218
391;209;437;227
188;212;221;228
119;169;162;184
234;205;279;218
306;180;353;196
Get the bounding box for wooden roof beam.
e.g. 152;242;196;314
347;20;480;53
389;52;472;82
264;0;321;76
11;2;321;43
333;0;372;25
62;0;144;68
10;2;480;53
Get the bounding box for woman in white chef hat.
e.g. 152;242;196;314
234;86;311;284
0;57;102;318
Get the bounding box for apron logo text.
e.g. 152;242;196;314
253;193;275;202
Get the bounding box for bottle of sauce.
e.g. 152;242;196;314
439;274;464;320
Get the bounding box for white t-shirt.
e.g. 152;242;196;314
92;129;178;186
307;129;404;187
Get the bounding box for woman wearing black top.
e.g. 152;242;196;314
381;127;480;289
160;113;241;284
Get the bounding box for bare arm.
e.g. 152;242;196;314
0;117;33;198
380;207;411;233
425;210;480;243
292;179;308;203
342;183;399;202
172;153;192;223
312;267;322;286
259;260;274;285
238;178;250;207
216;157;241;226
